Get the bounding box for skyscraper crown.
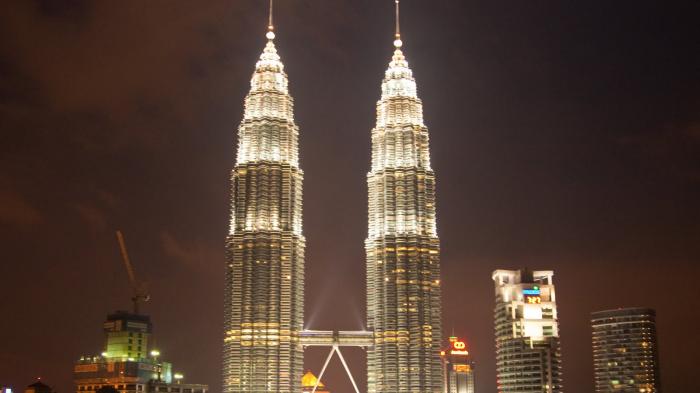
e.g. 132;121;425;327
237;30;298;167
381;48;418;100
250;39;288;94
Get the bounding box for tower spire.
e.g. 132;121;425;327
266;0;275;40
393;0;402;48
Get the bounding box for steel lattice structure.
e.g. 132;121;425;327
365;34;443;393
223;26;305;393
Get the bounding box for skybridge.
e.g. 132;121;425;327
300;330;374;393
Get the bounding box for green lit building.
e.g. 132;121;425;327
74;311;207;393
102;311;152;360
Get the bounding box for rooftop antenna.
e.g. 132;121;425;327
394;0;402;48
266;0;275;40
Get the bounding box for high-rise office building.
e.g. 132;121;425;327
74;312;207;393
591;308;660;393
365;3;442;392
492;269;563;393
222;12;305;393
440;337;476;393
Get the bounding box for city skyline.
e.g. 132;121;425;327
1;1;699;393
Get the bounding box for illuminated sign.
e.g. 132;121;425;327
453;364;471;372
525;296;542;304
449;339;469;356
523;286;541;296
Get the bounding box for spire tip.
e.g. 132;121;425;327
393;0;402;48
266;0;275;40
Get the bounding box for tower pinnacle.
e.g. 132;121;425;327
266;0;275;40
393;0;402;48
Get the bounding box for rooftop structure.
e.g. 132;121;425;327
25;381;52;393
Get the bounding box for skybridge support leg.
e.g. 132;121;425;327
335;346;361;393
312;345;336;393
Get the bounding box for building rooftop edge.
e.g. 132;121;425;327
590;307;656;318
491;269;554;278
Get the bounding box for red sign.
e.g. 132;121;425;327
450;339;469;356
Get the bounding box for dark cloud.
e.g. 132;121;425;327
74;203;107;232
0;189;42;228
160;231;219;271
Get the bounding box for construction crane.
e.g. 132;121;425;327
115;230;150;314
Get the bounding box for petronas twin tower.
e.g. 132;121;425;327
224;2;441;392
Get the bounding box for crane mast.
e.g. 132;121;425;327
115;230;150;314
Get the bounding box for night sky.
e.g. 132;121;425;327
1;1;699;392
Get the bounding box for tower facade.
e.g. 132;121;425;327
492;269;563;393
223;24;305;393
591;308;661;393
365;19;442;393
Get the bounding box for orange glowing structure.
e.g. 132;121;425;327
301;371;329;393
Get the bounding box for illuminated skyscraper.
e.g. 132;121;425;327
365;2;442;392
223;8;305;393
440;337;476;393
591;308;660;393
492;269;563;393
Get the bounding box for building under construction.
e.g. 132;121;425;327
74;232;207;393
74;311;208;393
